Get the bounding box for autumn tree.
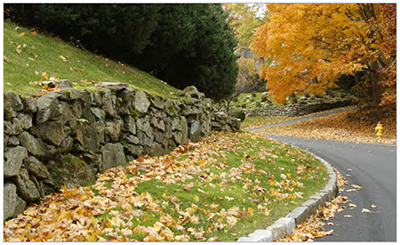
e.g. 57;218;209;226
377;3;396;109
252;3;396;119
222;3;266;47
222;3;267;93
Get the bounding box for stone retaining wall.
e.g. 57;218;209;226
4;83;241;220
246;100;355;117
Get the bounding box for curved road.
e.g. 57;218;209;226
267;136;396;241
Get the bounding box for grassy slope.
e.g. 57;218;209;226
4;20;178;98
4;132;328;242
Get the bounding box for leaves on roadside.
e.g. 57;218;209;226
257;109;396;144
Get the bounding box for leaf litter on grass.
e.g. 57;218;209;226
4;132;328;242
257;109;396;145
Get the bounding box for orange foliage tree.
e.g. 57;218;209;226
252;3;396;118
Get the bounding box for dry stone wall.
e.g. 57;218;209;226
246;101;355;117
4;83;241;220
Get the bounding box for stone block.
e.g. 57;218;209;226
286;206;310;225
4;182;17;220
134;90;150;113
36;94;62;124
24;156;50;179
31;121;66;146
102;143;127;171
18;132;46;157
266;222;288;240
4;146;28;178
275;217;296;235
301;199;320;215
247;229;273;242
15;168;41;202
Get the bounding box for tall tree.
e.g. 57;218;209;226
252;3;396;118
132;4;238;101
222;3;266;47
377;3;396;109
222;3;267;93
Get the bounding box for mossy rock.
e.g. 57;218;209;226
49;154;96;190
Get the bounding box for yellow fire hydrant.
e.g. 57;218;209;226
375;121;383;140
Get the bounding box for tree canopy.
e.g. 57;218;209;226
131;4;238;101
252;3;396;117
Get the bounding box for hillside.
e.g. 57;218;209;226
3;20;178;98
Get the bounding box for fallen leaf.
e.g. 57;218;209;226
362;208;371;213
371;204;377;208
349;203;357;208
225;196;234;201
19;32;25;36
344;215;353;218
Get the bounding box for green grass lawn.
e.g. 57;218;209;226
242;116;295;130
4;132;328;242
4;20;178;98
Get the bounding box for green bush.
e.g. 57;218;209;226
231;110;246;122
261;96;269;102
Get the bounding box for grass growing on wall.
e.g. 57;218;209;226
4;20;178;99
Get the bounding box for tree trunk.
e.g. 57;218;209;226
354;72;362;114
370;61;383;120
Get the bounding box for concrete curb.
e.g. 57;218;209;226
237;142;337;242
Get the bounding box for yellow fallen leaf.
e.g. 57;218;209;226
349;203;357;208
193;195;199;202
362;208;371;213
85;233;97;242
19;32;25;36
371;204;377;208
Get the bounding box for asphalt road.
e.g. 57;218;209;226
268;136;397;242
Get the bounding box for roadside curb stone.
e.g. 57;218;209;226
237;140;337;242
